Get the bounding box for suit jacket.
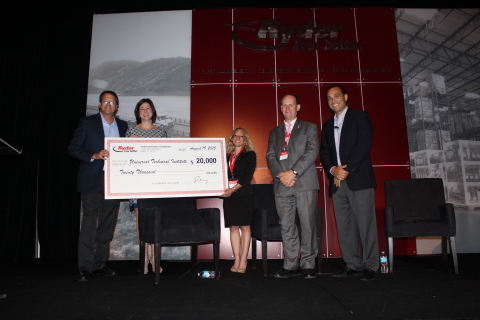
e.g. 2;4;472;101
68;113;128;193
320;107;376;195
266;119;320;194
227;150;256;198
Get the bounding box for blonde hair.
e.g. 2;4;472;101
226;127;255;153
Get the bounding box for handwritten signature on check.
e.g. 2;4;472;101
193;176;208;184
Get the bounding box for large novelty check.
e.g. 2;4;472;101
104;138;228;199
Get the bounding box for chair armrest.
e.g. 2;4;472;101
212;208;221;241
195;208;221;241
251;208;263;239
260;208;272;238
442;203;456;236
252;208;278;239
385;205;394;236
138;207;166;243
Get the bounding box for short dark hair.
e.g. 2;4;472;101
280;94;300;105
99;90;119;105
326;85;346;95
134;98;157;124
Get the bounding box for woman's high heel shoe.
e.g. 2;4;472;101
237;260;247;274
230;267;239;273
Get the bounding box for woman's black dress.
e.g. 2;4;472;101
223;150;256;227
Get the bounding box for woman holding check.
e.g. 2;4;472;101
220;128;256;273
126;98;167;274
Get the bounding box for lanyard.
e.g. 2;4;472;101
284;122;292;146
229;148;243;175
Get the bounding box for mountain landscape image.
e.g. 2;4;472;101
88;56;191;96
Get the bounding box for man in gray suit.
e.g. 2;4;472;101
267;94;319;279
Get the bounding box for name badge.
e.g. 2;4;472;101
229;180;238;188
279;150;289;161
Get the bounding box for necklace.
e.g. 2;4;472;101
232;148;243;159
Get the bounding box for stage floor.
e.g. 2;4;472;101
1;254;479;320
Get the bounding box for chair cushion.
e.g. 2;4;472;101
265;224;283;241
385;178;446;221
390;220;454;237
162;225;217;243
138;206;220;244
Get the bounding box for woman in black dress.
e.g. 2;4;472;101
220;128;256;273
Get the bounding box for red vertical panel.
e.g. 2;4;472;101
190;84;233;138
362;83;410;165
191;8;412;260
273;8;319;83
191;9;233;84
232;84;277;169
355;8;402;82
232;8;276;84
315;8;360;83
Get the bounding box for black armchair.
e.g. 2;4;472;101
384;178;459;274
138;197;221;284
251;184;322;276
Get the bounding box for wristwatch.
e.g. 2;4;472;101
292;170;298;175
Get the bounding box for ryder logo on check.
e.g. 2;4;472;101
113;146;137;152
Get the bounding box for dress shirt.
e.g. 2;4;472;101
284;117;298;146
101;113;120;138
332;107;348;172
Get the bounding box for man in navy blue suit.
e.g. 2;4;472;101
69;90;129;281
320;85;379;281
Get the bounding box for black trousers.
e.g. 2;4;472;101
78;176;120;272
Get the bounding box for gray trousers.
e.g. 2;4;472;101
332;181;379;271
78;176;120;272
275;188;318;270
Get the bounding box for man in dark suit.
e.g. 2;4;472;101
320;85;379;281
69;90;129;281
267;94;319;279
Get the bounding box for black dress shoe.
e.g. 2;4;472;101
332;266;361;277
273;268;299;278
361;268;376;281
92;266;117;276
302;269;317;279
78;270;91;282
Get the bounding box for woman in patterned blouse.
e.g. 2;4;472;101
126;98;167;274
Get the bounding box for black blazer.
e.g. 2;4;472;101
68;113;128;193
320;108;376;194
227;150;256;198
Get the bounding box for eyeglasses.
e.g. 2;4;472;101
101;100;116;105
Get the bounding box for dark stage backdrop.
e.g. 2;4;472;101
0;6;92;261
1;2;423;262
